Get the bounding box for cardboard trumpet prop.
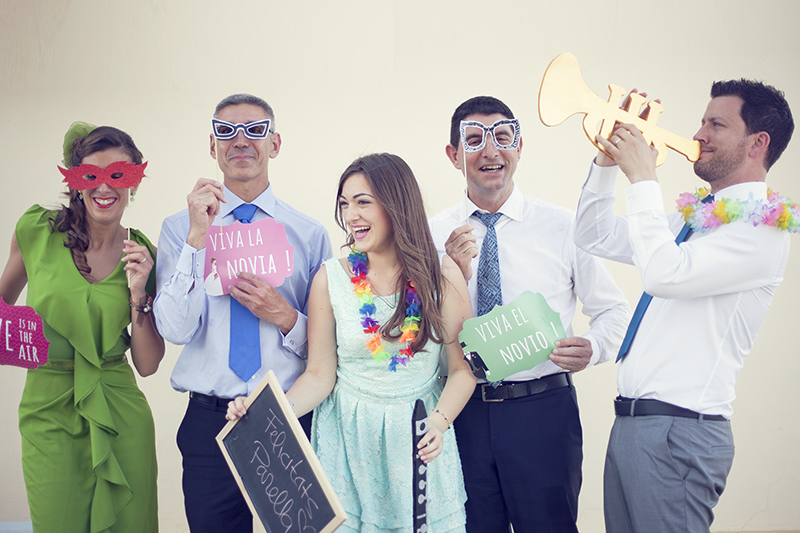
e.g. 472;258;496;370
539;52;700;166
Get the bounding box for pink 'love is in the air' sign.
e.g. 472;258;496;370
203;218;295;296
0;298;50;369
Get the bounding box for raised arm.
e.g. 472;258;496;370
154;179;226;344
123;240;165;377
0;233;28;305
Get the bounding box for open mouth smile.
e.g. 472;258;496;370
352;225;370;239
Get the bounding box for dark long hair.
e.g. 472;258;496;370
335;153;444;351
52;126;144;280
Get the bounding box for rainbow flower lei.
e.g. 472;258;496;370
349;250;422;372
676;187;800;233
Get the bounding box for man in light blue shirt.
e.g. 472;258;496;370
154;93;331;533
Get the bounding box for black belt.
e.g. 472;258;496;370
614;396;727;421
189;392;234;411
472;373;572;402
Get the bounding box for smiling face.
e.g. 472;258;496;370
210;103;281;199
446;112;522;212
693;96;753;190
338;173;394;255
79;147;134;225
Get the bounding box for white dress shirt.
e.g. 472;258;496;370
575;163;791;418
154;184;332;397
429;184;631;382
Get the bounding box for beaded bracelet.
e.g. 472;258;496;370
433;408;450;429
129;295;153;314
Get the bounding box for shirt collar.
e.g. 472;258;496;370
466;183;525;223
220;184;276;220
713;181;768;201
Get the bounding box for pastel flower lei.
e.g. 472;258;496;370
349;250;422;372
677;187;800;233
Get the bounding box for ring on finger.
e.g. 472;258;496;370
614;137;622;146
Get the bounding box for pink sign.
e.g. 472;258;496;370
203;218;295;296
0;298;50;369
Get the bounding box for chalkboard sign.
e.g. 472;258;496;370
216;370;346;533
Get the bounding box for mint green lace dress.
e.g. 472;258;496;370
311;258;467;532
15;205;158;533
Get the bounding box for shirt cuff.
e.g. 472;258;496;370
177;243;205;280
282;312;308;358
583;161;620;195
624;180;664;215
583;334;602;367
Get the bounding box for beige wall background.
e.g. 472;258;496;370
1;1;799;532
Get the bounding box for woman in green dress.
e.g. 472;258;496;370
0;123;165;532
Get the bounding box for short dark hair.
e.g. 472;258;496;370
711;79;794;170
449;96;515;148
214;93;275;128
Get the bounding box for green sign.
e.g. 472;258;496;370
459;291;566;381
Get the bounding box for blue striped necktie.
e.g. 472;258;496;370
616;194;714;362
229;203;261;381
473;211;503;317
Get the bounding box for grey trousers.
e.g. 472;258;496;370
604;415;734;533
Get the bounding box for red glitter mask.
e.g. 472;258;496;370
58;161;147;191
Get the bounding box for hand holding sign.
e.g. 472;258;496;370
204;217;295;296
459;291;565;382
0;298;50;369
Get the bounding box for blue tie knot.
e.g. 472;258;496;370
233;203;258;223
473;211;502;228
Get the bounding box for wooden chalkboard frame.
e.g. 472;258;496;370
216;370;346;533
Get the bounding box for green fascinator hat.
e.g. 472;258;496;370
62;121;98;168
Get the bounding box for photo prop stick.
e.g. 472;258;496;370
538;52;700;167
412;399;428;532
459;291;566;382
216;370;346;533
58;161;147;190
0;298;50;369
203;218;295;296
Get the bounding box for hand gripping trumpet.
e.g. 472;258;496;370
538;52;700;166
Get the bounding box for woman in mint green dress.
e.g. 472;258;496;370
228;153;476;532
0;124;165;532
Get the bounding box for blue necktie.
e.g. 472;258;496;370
617;194;714;362
229;203;261;381
473;211;503;317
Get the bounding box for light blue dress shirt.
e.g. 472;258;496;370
154;184;332;397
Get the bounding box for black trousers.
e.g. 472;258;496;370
177;395;312;533
454;384;583;533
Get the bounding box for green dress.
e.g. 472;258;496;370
16;205;158;533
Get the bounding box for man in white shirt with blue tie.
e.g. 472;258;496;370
154;93;331;533
429;95;631;532
574;79;794;533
